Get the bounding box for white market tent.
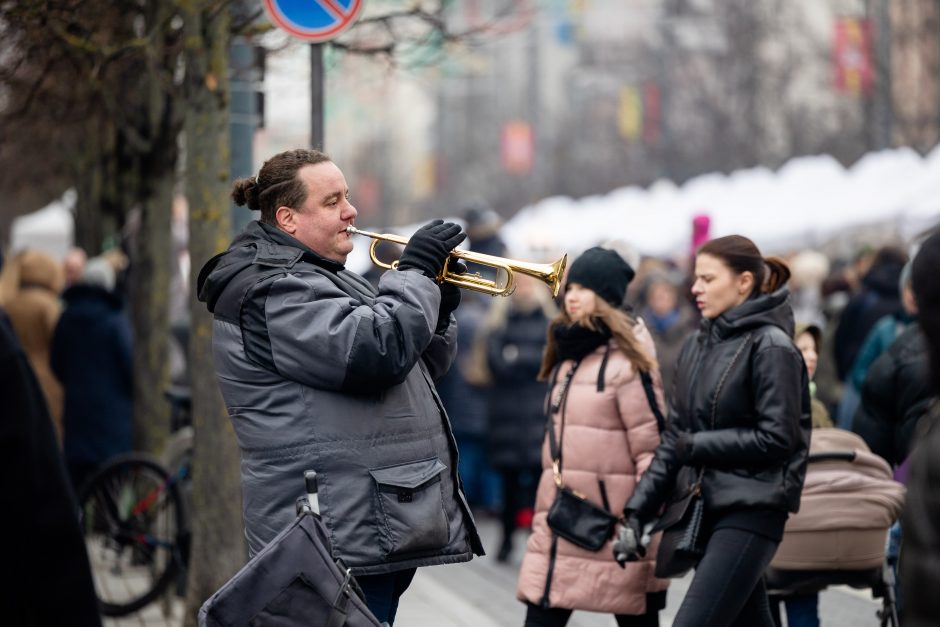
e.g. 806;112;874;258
500;145;940;262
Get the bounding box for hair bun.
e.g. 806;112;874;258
763;256;792;293
231;177;260;210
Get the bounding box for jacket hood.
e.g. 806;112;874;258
10;249;65;294
707;287;795;340
197;221;343;313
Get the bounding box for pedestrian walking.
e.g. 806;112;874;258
900;228;940;627
517;246;668;627
472;274;557;562
51;257;133;494
0;249;65;442
0;308;102;626
614;234;811;627
196;148;483;625
640;273;696;404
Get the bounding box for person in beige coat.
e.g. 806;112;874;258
517;247;669;627
0;249;65;442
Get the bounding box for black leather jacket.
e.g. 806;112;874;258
626;288;811;520
853;323;933;466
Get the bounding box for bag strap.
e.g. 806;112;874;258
710;333;752;430
546;360;580;487
539;534;560;608
540;360;579;609
694;333;753;486
640;370;666;434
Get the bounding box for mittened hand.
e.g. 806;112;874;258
674;431;696;464
612;512;647;567
397;219;467;279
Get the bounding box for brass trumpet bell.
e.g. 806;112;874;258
347;226;566;298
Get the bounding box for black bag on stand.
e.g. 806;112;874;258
199;472;386;627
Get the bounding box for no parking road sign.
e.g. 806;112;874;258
264;0;365;43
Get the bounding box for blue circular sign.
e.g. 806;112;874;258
264;0;365;42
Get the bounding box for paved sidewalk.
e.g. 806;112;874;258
396;517;886;626
104;516;887;626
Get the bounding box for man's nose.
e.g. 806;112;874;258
342;201;358;221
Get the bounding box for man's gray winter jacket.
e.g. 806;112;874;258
197;221;483;575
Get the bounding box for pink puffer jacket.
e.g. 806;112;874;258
516;320;669;615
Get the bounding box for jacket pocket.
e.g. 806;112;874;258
370;458;449;557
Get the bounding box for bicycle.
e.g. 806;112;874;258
78;387;193;617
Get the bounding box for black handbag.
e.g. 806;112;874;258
652;470;705;578
546;484;618;552
544;361;618;552
651;333;753;579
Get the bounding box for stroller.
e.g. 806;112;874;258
199;471;386;627
765;429;905;627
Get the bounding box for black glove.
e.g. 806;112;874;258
674;431;695;464
612;510;647;567
397;219;466;279
435;260;466;334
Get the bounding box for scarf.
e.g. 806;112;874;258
553;320;610;362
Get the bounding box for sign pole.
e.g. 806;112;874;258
264;0;363;151
311;43;324;150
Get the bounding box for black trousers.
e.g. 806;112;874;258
498;468;538;548
356;567;417;626
524;601;660;627
672;527;779;627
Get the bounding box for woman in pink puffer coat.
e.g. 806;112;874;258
517;247;669;627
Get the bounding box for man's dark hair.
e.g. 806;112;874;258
231;149;331;225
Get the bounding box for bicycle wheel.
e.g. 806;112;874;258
78;454;186;616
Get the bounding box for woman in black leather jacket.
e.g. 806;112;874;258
613;235;811;627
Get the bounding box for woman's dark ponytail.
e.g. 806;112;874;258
762;256;791;294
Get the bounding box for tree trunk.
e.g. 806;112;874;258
182;5;245;624
129;1;181;456
129;149;174;455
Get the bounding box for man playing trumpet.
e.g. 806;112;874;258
197;148;483;625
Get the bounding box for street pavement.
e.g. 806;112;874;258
105;515;887;626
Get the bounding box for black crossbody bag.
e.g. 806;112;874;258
544;360;619;552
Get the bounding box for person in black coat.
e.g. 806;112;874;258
833;246;908;381
51;257;133;493
852;321;932;468
613;235;811;627
0;308;102;626
472;275;557;562
900;228;940;627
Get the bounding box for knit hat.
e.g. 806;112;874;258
566;246;636;306
81;256;116;292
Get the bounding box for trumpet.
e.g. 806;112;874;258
346;226;567;298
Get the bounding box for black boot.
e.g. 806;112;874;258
497;536;513;563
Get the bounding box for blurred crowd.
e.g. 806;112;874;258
1;198;937;624
432;204;937;624
0;245;135;495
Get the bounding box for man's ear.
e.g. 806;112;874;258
275;206;295;233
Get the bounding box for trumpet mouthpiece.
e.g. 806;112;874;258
345;226;358;235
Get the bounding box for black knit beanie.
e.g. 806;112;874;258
566;246;636;306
